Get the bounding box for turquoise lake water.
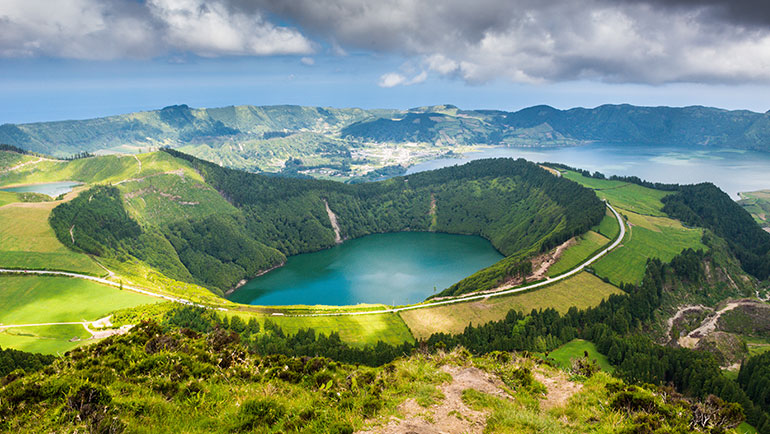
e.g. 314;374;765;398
228;232;503;306
0;181;81;197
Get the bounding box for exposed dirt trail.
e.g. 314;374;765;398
673;300;761;348
357;365;509;434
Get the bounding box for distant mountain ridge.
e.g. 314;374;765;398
2;103;770;158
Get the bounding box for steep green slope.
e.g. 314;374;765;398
662;183;770;280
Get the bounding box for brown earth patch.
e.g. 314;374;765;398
532;368;582;410
357;365;509;434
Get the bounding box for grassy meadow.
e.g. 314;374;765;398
0;324;90;355
738;190;770;228
224;311;415;346
548;230;609;277
0;275;156;325
592;208;705;285
595;208;621;240
0;202;104;275
0;152;203;187
547;339;614;372
0;275;157;354
400;272;623;339
119;172;239;227
562;171;670;216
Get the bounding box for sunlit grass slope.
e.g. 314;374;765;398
0;201;103;274
592;208;706;285
400;272;622;339
547;338;614;372
548;230;609;277
0;324;90;355
0;151;202;187
562;171;670;216
0;275;158;354
0;275;156;325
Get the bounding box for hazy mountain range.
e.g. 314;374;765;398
2;103;770;159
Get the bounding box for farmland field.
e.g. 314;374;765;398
0;202;104;275
400;272;622;339
592;208;705;285
562;171;670;216
547;338;614;372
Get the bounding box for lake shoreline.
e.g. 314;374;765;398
225;261;286;296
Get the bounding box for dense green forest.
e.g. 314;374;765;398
50;151;604;296
0;347;54;378
738;352;770;415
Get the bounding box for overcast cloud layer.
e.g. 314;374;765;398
1;0;769;85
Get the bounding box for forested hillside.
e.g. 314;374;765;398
662;183;770;280
48;152;604;297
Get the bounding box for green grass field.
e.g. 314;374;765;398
0;202;104;275
224;311;415;346
559;169;706;285
400;272;623;339
744;336;770;357
594;209;620;240
0;151;203;187
547;339;614;372
0;190;18;207
592;208;706;285
738;190;770;227
737;422;758;434
0;324;90;355
562;171;670;216
548;230;609;277
0;275;156;325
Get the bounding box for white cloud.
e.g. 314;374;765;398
300;56;315;65
147;0;313;57
378;70;428;88
2;0;770;85
0;0;313;59
379;73;407;88
252;0;770;84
